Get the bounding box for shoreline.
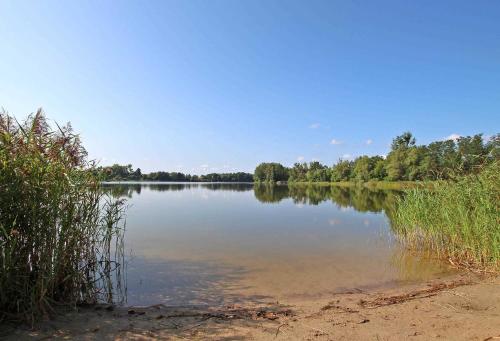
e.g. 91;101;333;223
4;273;498;340
287;180;433;190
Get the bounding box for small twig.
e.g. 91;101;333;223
274;323;288;338
483;336;500;341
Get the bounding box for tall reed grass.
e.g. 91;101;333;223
393;161;499;270
0;109;126;322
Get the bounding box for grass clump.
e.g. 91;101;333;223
0;109;126;323
393;161;500;270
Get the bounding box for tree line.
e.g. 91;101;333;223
98;164;253;182
254;132;499;183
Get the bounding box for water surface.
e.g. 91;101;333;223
103;183;453;307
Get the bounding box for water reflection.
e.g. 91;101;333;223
101;182;254;198
102;182;453;307
254;184;401;215
103;182;400;215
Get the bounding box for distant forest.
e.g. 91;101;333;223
100;132;498;183
99;165;253;182
254;132;499;183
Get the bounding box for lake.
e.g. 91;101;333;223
103;183;453;307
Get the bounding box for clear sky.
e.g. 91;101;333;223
1;1;499;174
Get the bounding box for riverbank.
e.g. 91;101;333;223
288;180;432;190
4;273;499;340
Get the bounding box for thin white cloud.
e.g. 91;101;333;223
297;156;305;162
366;139;373;145
330;139;343;145
200;164;209;169
342;154;352;160
309;123;320;129
444;134;461;141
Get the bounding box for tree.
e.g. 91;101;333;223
372;157;387;180
404;146;426;181
352;156;373;181
288;162;309;182
133;168;142;180
253;162;289;183
330;159;353;182
486;134;500;161
457;134;488;173
306;162;330;182
386;132;417;181
391;132;415;150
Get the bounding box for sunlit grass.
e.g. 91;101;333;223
393;161;499;270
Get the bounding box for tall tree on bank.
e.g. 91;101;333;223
287;132;497;183
253;162;289;183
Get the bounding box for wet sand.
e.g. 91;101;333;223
4;273;499;340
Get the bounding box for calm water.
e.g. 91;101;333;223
103;183;453;307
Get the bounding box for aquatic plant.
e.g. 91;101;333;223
0;109;126;322
393;161;500;270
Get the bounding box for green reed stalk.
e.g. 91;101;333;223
393;161;499;270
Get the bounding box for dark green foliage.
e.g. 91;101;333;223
306;161;331;182
99;166;253;182
253;162;289;183
288;162;309;182
352;156;383;181
0;110;126;322
200;172;254;182
330;160;353;182
391;131;416;150
99;164;142;181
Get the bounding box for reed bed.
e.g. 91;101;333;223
393;161;499;270
0;109;126;323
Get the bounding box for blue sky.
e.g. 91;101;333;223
1;0;499;174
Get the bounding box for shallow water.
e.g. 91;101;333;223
103;183;454;307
